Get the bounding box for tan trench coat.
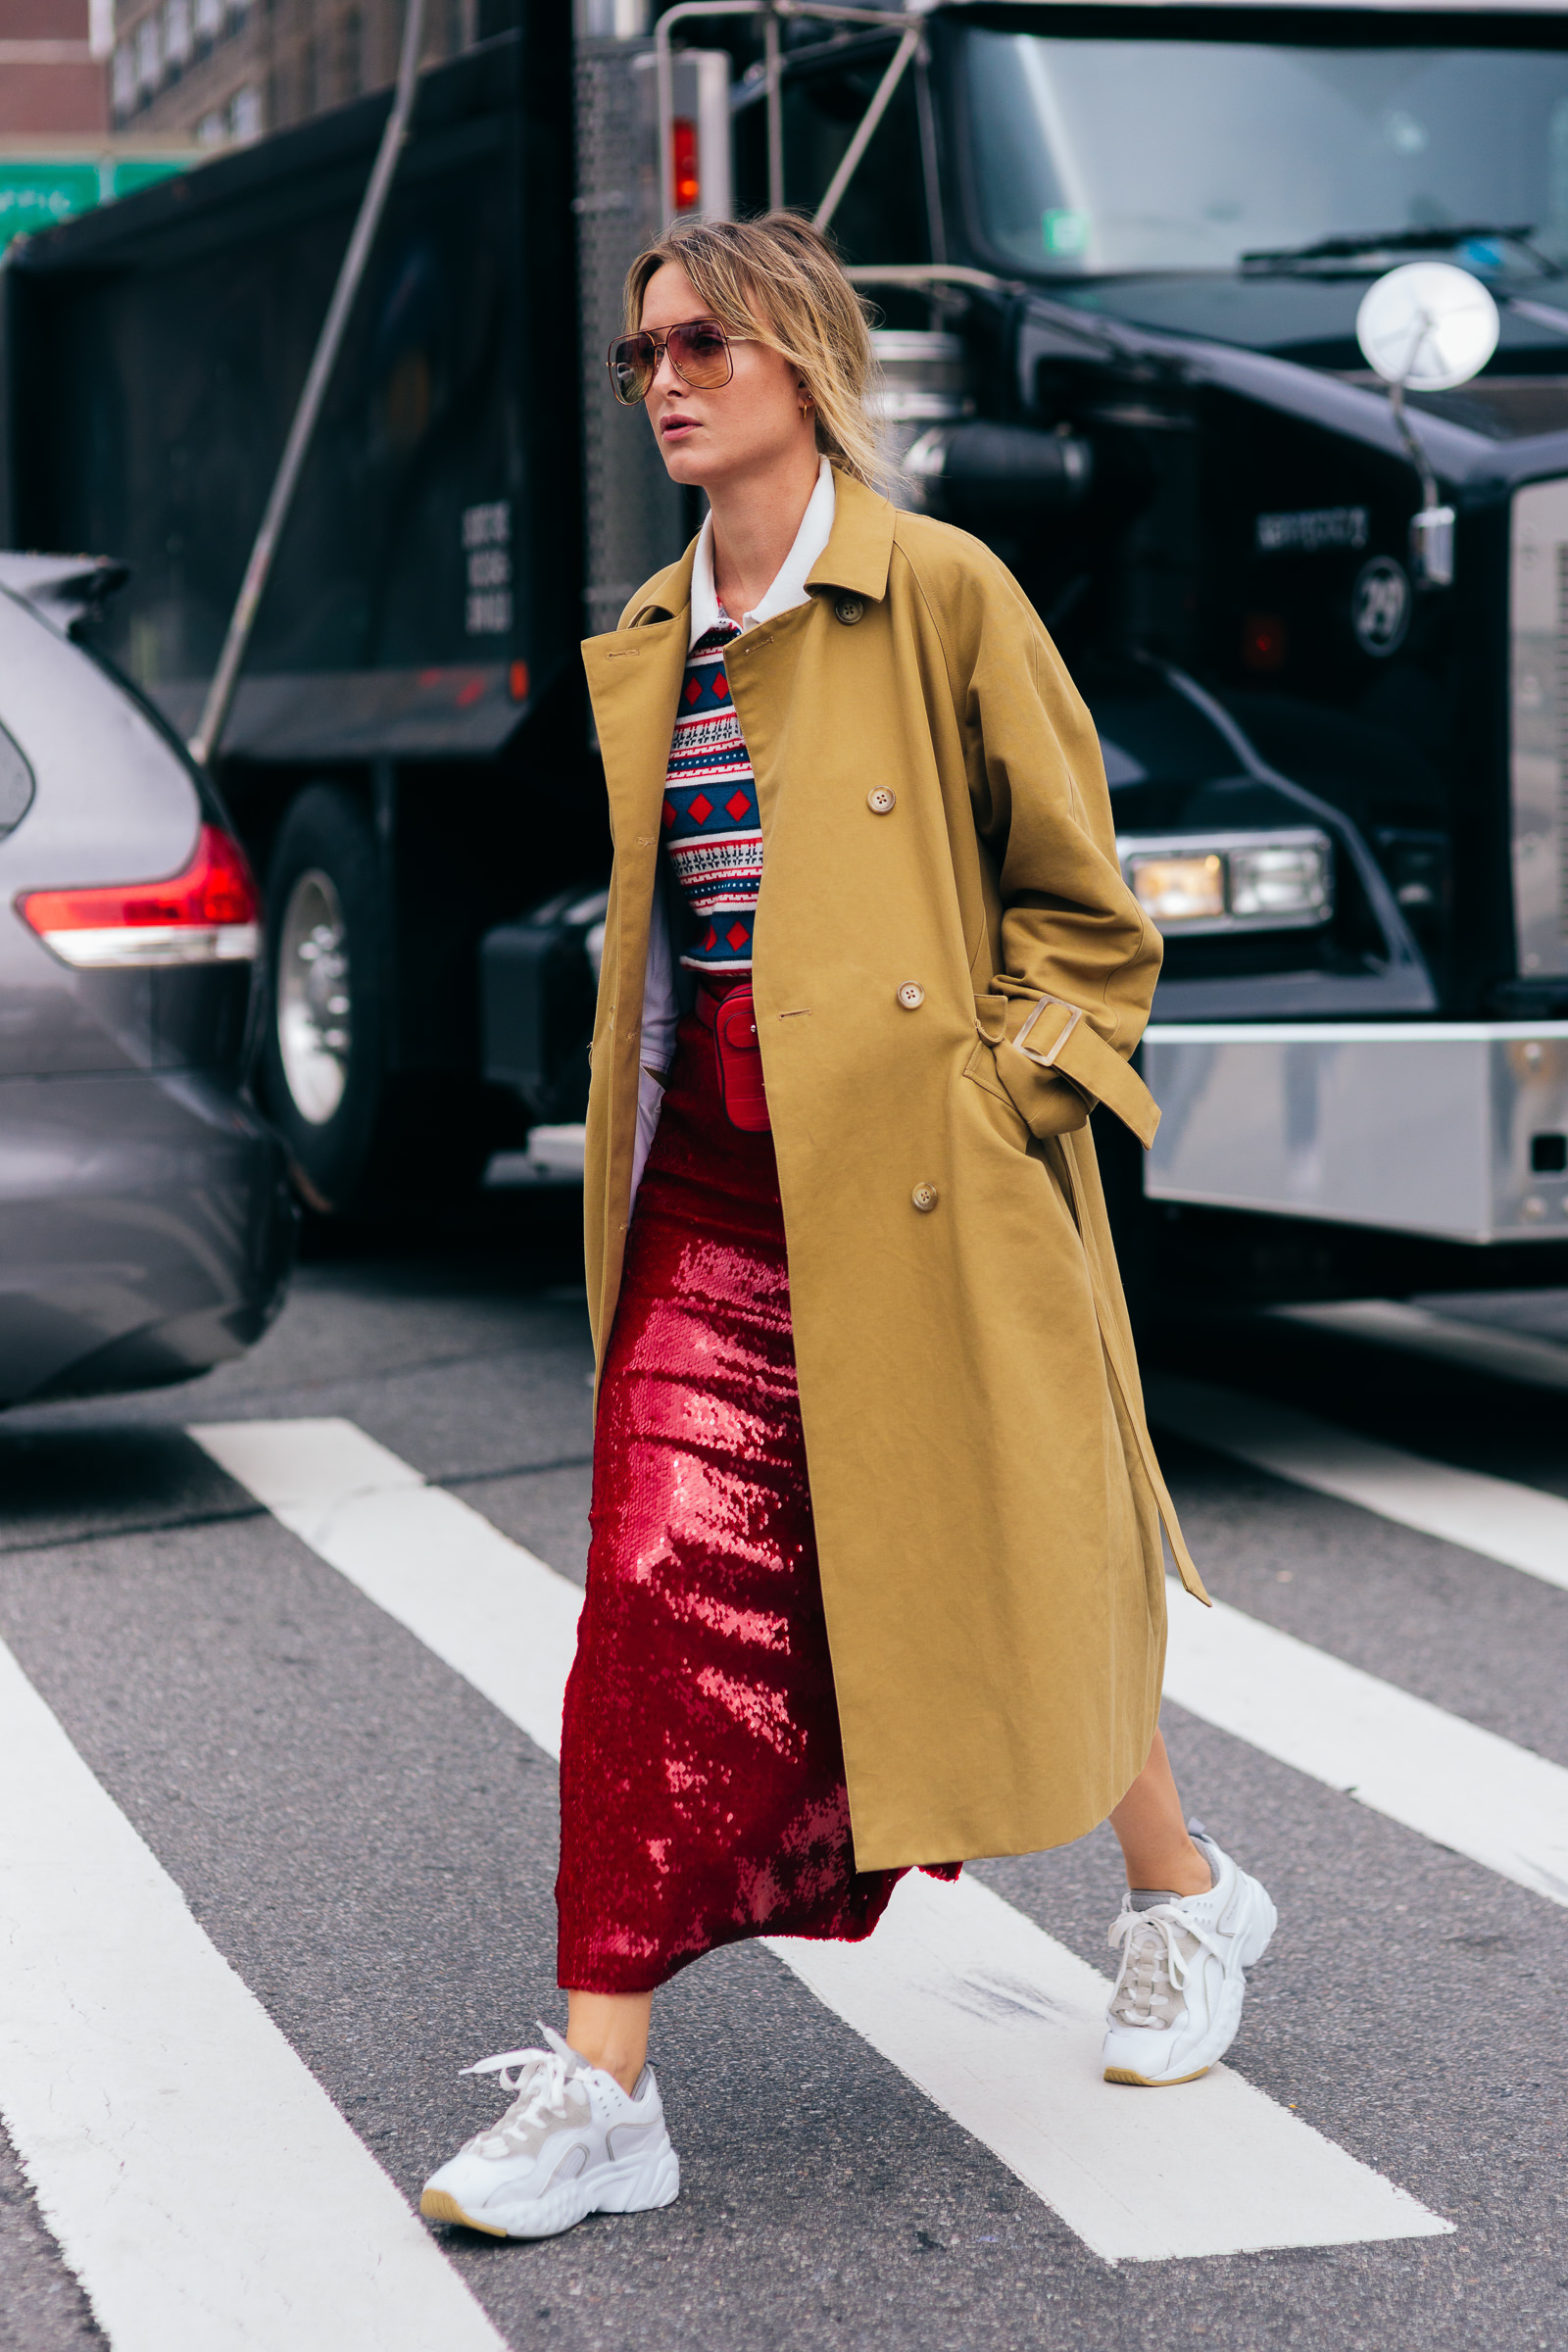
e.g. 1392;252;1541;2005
580;468;1208;1874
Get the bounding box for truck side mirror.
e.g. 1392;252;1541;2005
1354;262;1499;590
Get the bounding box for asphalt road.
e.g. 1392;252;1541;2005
0;1182;1564;2352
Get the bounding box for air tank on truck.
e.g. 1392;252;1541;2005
5;0;1568;1307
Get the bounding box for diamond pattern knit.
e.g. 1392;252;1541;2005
662;619;761;975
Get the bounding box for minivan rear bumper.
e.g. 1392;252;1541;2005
0;1069;295;1406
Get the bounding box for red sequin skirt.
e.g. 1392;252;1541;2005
556;1002;952;1994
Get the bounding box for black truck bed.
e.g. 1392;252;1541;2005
0;24;577;766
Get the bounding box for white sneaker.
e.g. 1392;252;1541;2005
419;2025;680;2239
1102;1824;1277;2086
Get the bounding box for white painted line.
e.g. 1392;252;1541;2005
1146;1371;1568;1599
1274;1298;1568;1396
194;1416;1451;2265
1163;1580;1568;1910
778;1872;1447;2263
192;1416;581;1760
0;1636;505;2352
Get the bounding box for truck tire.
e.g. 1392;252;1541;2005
261;784;390;1216
261;785;497;1218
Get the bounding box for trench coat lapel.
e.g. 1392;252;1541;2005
582;541;697;860
582;542;695;1038
583;604;690;1113
584;617;688;853
578;547;695;1365
807;469;895;603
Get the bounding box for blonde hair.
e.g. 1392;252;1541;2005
623;213;881;488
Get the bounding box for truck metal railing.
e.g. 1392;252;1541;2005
188;0;428;769
653;0;925;234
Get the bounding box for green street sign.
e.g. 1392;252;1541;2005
113;160;189;201
0;164;101;252
0;158;194;255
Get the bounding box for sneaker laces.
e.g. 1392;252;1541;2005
459;2024;588;2156
1107;1903;1226;2032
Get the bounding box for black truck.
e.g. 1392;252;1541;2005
5;0;1568;1300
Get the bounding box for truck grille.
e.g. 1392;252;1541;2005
1509;480;1568;976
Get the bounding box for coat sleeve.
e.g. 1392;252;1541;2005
943;555;1163;1148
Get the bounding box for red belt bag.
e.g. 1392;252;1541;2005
696;981;771;1132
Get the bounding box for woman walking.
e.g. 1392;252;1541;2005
421;214;1274;2241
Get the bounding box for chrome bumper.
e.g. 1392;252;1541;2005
1141;1022;1568;1244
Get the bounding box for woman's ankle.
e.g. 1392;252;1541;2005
564;1988;654;2096
1125;1835;1212;1899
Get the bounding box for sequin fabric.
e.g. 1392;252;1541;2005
557;1000;956;1993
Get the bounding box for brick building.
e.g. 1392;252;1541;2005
0;1;112;135
109;0;480;149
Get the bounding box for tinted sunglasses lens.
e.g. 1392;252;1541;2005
668;320;731;387
609;334;656;404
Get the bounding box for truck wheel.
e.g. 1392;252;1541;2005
261;785;388;1215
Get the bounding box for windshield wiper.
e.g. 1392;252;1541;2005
1241;223;1542;275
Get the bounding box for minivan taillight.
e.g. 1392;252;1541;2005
18;824;261;967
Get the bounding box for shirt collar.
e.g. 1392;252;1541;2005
688;455;837;649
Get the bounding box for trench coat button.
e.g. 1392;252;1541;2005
867;787;896;813
897;982;925;1010
910;1182;939;1212
834;593;865;625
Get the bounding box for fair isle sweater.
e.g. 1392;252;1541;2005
662;616;758;976
654;457;837;994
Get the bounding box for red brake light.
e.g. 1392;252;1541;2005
18;823;261;968
672;118;699;212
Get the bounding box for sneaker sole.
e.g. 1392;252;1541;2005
419;2188;509;2235
421;2146;680;2241
1102;2064;1210;2087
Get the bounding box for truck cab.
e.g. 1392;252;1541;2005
579;0;1568;1297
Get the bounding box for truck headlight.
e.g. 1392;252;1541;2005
1228;841;1332;921
1118;829;1334;934
1123;853;1225;923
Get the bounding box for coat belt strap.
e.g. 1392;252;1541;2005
1050;1134;1210;1606
1012;997;1161;1149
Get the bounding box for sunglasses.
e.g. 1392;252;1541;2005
607;317;746;407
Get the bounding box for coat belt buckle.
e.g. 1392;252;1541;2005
1012;995;1084;1069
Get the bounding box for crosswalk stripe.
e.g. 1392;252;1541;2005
1146;1371;1568;1598
1273;1298;1568;1396
1162;1582;1568;1910
777;1873;1447;2262
0;1635;506;2352
192;1415;1451;2264
190;1415;580;1759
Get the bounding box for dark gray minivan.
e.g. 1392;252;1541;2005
0;555;293;1407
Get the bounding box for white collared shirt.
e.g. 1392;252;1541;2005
632;457;837;1203
687;455;837;647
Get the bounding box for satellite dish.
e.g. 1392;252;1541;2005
1355;262;1499;392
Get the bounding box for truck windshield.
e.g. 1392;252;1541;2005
961;29;1568;278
